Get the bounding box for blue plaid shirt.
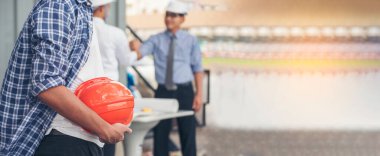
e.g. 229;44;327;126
0;0;93;155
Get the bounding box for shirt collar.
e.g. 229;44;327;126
165;29;184;39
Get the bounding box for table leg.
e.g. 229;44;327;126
123;121;160;156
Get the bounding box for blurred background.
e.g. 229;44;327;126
2;0;380;155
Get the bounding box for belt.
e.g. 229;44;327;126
158;81;192;88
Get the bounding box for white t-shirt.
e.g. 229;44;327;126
46;26;105;147
93;17;137;81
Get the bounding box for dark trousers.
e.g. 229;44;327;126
103;144;115;156
154;84;197;156
34;133;103;156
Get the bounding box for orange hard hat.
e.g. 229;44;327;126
74;77;134;125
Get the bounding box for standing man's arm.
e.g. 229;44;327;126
30;2;130;144
193;72;203;112
129;36;155;60
191;38;204;112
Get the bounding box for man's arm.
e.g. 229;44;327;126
30;2;130;144
38;86;131;143
193;72;203;112
129;36;155;60
191;37;204;112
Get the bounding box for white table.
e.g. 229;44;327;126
122;99;194;156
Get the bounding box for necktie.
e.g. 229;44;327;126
165;35;177;90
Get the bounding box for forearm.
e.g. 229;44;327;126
194;71;203;96
38;86;111;135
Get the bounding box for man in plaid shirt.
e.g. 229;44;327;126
0;0;131;155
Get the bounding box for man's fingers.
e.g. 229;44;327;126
125;128;133;134
195;106;201;112
99;124;132;144
129;41;137;50
193;98;202;112
193;104;198;112
129;40;141;50
112;123;133;134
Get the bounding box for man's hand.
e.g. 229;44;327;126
129;39;141;51
98;123;132;144
192;94;203;112
129;39;143;59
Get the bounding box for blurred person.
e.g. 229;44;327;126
93;0;137;81
127;72;142;97
0;0;131;156
92;0;138;155
130;1;203;156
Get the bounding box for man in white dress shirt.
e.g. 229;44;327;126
92;0;138;155
93;0;137;81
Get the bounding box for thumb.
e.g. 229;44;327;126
112;123;133;134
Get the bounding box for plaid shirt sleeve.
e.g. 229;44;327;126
30;1;75;96
0;0;93;155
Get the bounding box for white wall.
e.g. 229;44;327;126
207;71;380;130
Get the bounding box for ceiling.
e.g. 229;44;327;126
126;0;380;28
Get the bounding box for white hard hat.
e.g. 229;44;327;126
166;0;191;14
92;0;116;8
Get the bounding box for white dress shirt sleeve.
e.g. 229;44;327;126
115;29;137;68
